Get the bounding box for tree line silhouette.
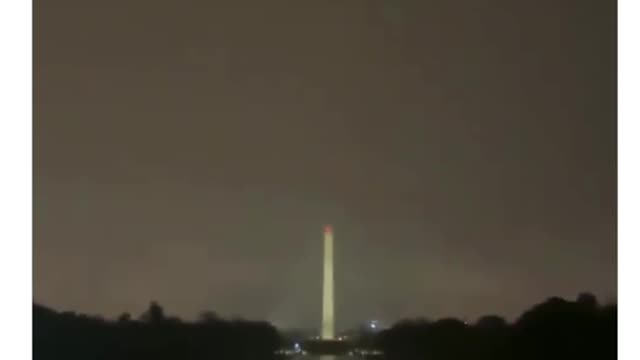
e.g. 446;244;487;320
33;293;615;360
33;301;280;360
373;293;616;360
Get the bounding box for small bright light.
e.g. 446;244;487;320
294;343;300;350
370;323;377;329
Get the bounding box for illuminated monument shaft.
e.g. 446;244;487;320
322;225;335;340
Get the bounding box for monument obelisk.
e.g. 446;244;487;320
321;224;335;340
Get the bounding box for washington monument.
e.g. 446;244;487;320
322;224;335;340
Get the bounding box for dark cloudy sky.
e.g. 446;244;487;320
34;0;616;329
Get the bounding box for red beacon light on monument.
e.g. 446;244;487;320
324;225;333;234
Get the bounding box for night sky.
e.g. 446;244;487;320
34;0;616;330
